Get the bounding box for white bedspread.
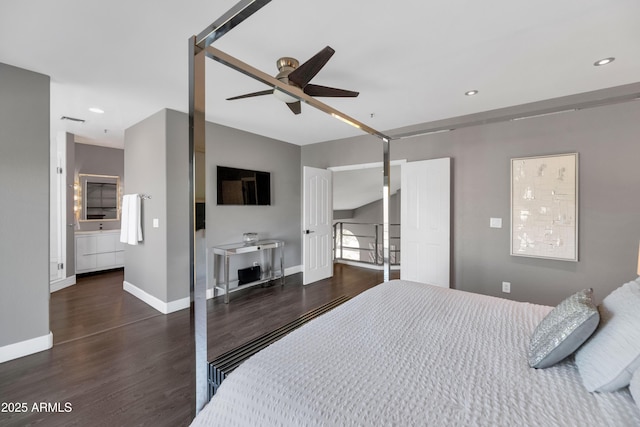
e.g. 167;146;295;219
192;280;640;426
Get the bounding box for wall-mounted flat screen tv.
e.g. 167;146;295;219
217;166;271;206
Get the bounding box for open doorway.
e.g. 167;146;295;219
330;161;404;270
49;136;141;344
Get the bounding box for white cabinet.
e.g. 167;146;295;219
75;231;124;274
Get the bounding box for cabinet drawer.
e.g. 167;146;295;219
77;254;97;271
96;252;117;269
96;233;117;253
76;235;97;256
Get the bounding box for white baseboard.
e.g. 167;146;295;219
285;265;303;275
125;266;304;307
123;281;190;314
334;260;401;271
50;275;76;293
166;296;190;313
0;332;53;364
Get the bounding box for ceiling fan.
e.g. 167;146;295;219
226;46;359;115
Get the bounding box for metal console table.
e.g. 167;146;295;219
211;240;285;304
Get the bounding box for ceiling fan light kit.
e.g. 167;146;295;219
273;89;298;104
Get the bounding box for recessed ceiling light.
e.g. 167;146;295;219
89;107;105;114
594;57;615;66
465;90;479;96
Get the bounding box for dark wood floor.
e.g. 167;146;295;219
0;264;396;427
50;269;161;345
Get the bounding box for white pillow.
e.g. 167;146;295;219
575;278;640;392
631;369;640;405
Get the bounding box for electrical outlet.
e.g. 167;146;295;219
502;281;511;293
490;217;503;228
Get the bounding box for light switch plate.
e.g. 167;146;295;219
153;218;159;228
490;217;502;228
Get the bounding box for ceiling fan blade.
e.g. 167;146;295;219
304;84;359;98
286;101;301;115
288;46;335;88
226;89;273;101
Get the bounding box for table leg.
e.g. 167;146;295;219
212;252;218;298
224;254;230;304
280;246;285;287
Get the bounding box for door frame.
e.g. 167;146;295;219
328;159;406;278
327;159;407;173
50;132;67;288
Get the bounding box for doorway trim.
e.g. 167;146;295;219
329;159;406;277
327;159;406;173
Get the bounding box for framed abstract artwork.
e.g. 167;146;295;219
511;153;578;261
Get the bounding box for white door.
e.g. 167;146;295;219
303;166;333;285
401;158;450;287
49;137;65;283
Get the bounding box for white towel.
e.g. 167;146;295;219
120;195;130;243
120;194;143;245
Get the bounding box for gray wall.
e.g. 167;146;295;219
349;192;401;224
333;209;355;220
165;109;190;301
334;193;401;263
124;108;300;305
0;63;50;347
124;109;171;302
74;142;124;232
303;99;640;306
205;121;302;281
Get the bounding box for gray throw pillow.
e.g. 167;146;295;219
528;288;600;369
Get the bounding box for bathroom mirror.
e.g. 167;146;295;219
78;174;120;221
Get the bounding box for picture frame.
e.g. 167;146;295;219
510;153;578;261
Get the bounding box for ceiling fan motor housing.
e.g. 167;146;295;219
276;57;299;72
274;57;300;102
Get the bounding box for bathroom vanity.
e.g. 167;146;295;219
75;230;124;274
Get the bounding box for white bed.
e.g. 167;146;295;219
192;280;640;426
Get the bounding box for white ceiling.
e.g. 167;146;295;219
1;0;639;149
